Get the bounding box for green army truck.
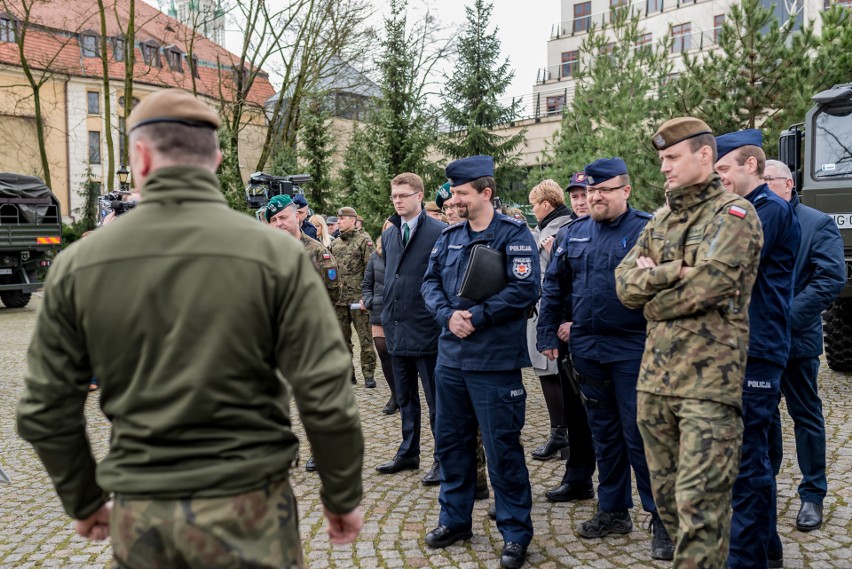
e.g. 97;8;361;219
0;173;62;309
780;83;852;372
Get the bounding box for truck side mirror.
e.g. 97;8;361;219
779;125;803;191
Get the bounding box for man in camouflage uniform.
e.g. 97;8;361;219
331;207;377;386
17;89;363;568
615;117;763;569
265;194;340;304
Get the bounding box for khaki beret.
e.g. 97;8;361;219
652;117;713;151
425;201;441;213
338;207;357;217
128;89;220;132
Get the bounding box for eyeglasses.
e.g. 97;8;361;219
763;176;790;182
585;184;626;196
390;191;420;202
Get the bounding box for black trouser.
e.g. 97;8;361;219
558;346;596;487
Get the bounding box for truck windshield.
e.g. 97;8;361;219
813;102;852;180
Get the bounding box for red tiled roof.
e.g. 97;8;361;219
0;0;275;107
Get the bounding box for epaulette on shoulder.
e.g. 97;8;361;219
753;192;769;203
499;215;524;227
635;210;653;219
443;222;464;234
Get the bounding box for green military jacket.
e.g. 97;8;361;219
615;174;763;410
300;233;341;304
329;228;374;306
17;166;363;520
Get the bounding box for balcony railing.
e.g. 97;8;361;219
550;0;713;39
495;86;578;122
536;27;721;84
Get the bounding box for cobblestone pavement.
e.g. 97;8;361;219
1;296;851;568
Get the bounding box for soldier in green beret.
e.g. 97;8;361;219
331;207;377;387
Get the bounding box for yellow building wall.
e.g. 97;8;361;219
0;67;70;214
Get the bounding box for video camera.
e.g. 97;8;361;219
98;190;137;223
245;172;312;210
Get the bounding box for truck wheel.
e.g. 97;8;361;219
0;291;31;308
824;298;852;372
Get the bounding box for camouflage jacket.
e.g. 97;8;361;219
301;233;340;304
330;228;374;305
615;174;763;410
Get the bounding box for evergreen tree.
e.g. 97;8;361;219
440;0;525;187
672;0;814;157
536;6;674;211
217;124;249;213
299;97;336;211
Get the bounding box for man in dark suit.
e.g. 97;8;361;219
376;172;446;485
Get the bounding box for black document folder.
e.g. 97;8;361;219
457;244;507;303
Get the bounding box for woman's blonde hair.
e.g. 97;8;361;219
310;214;332;248
376;219;393;255
529;179;566;208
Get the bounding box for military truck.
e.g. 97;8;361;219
779;83;852;371
0;173;62;308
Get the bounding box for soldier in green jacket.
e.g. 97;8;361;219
330;207;377;387
615;117;763;569
16;89;363;568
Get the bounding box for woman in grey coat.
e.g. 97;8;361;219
527;180;576;459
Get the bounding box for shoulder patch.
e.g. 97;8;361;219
367;241;374;246
728;205;748;219
512;257;533;279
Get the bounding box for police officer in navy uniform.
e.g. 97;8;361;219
421;156;539;569
293;194;318;240
714;130;800;569
537;158;673;560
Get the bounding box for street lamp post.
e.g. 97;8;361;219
117;165;130;192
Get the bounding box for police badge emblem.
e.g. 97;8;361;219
512;257;532;279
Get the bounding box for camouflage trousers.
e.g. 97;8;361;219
110;478;303;569
334;305;376;378
637;393;743;569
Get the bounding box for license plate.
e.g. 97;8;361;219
0;268;11;275
830;213;852;229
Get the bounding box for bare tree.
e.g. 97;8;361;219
96;0;116;190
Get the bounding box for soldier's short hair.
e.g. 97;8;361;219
687;133;718;163
731;145;766;177
391;172;424;194
471;176;497;196
529;180;565;208
131;123;218;168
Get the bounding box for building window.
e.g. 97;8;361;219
646;0;662;13
671;23;692;53
713;15;725;43
113;37;125;62
141;41;161;68
0;16;14;42
561;50;579;78
165;46;183;72
610;0;627;6
573;2;592;33
80;33;98;57
88;131;101;164
188;54;200;78
635;32;653;53
87;92;100;115
546;95;567;115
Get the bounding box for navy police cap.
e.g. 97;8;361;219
568;171;589;189
716;129;763;161
584;158;628;186
446;155;495;187
292;193;309;209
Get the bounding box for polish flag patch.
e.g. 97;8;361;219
728;205;748;218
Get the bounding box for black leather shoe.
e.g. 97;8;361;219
305;456;317;472
768;549;783;569
376;456;419;474
795;501;823;532
545;483;595;503
364;376;376;388
421;461;440;485
475;484;490;501
532;426;569;460
500;542;527;569
424;525;473;548
382;397;399;414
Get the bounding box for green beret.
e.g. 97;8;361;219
435;182;451;208
265;194;294;222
